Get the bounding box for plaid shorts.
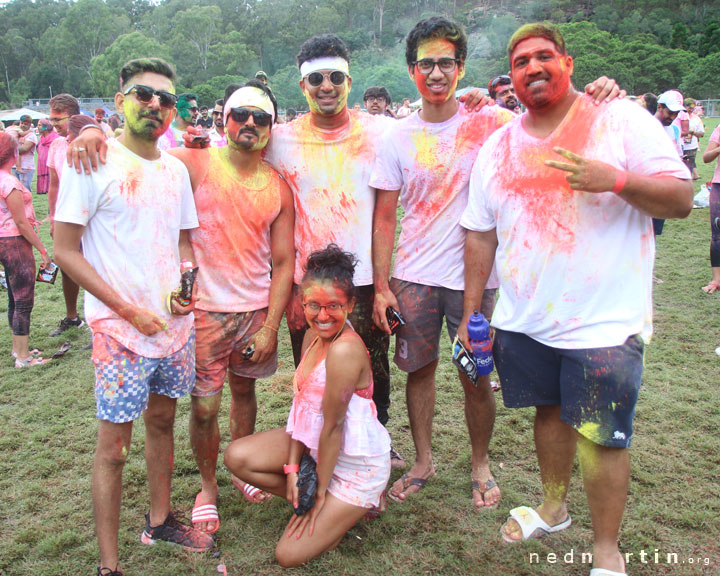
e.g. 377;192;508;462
92;330;196;423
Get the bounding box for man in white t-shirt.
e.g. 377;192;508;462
370;16;514;508
460;23;692;575
54;57;215;576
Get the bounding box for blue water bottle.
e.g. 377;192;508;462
467;310;493;375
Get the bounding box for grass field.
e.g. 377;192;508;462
1;118;719;576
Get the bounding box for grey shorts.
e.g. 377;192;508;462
390;278;496;373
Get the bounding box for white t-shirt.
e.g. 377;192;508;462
19;131;38;170
263;110;392;285
461;96;690;348
55;139;198;357
369;106;513;290
682;114;704;151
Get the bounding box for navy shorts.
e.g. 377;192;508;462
493;329;644;448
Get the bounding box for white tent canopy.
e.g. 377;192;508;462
0;108;49;122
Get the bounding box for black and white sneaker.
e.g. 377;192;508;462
140;512;215;552
49;316;85;337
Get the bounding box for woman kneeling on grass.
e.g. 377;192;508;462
224;244;391;567
0;132;52;367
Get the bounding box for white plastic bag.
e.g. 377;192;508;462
694;184;710;208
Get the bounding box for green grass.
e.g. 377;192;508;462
1;120;719;575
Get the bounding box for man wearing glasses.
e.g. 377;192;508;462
168;80;294;532
363;86;393;116
488;74;521;113
53;57;215;576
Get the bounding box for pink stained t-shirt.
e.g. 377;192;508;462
369;105;514;290
0;171;37;237
710;125;720;184
461;96;690;348
189;147;282;312
263;110;392;286
46;136;68;180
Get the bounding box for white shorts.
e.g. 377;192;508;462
310;448;390;509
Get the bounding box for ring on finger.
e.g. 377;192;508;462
76;147;86;152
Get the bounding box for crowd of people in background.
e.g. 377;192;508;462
0;15;715;576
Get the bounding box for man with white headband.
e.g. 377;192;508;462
168;80;295;533
260;34;408;467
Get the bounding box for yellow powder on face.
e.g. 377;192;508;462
417;38;456;60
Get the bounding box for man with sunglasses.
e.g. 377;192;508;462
159;92;199;150
371;17;626;508
488;74;520;113
168;80;294;533
53;57;215;576
261;34;405;464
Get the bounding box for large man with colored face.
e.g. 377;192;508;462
53;57;215;575
261;34;397;452
460;24;692;574
370;17;515;507
168;80;294;532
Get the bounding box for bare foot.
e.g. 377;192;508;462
701;281;720;294
592;546;626;574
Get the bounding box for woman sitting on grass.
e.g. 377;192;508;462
0;132;52;367
224;244;391;567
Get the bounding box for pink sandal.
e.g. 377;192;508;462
701;281;720;294
14;356;49;368
231;476;272;503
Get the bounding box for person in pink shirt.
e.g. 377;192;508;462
701;124;720;293
36;119;59;195
224;244;390;567
0;132;52;368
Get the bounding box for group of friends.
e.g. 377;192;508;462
0;15;697;576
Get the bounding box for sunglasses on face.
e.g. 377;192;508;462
123;84;178;109
412;58;460;75
305;70;347;87
229;107;273;127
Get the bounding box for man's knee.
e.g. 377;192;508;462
191;393;222;425
408;359;439;383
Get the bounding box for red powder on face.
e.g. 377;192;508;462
511;37;572;111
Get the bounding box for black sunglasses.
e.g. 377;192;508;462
229;107;273;127
123;84;178;109
305;70;347;87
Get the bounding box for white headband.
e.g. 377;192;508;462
299;56;350;78
223;87;275;126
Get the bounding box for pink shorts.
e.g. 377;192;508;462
193;308;277;396
310;448;390;509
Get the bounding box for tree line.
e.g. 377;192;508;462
1;0;719;112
